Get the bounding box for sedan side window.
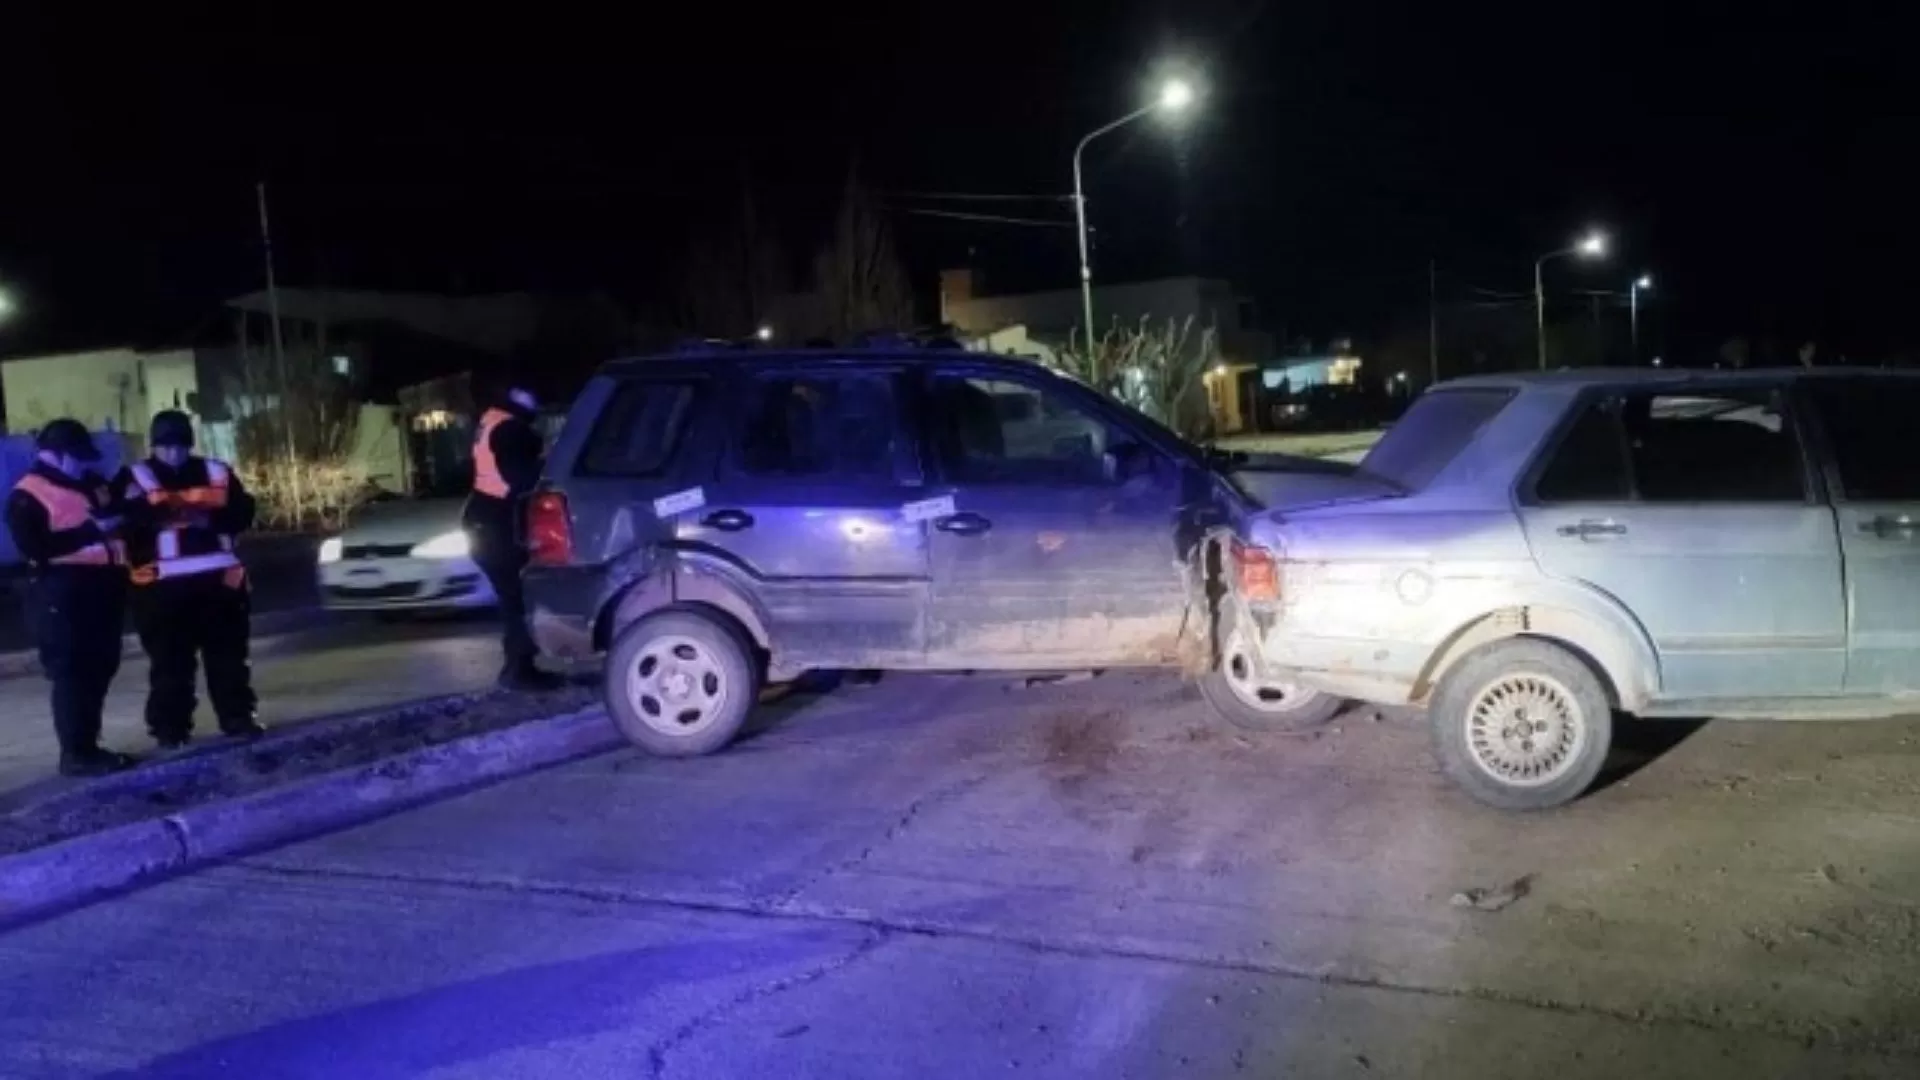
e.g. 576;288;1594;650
929;375;1115;485
1623;391;1805;502
1534;399;1632;502
1803;380;1920;501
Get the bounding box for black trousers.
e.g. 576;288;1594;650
132;570;256;738
30;570;126;757
470;522;534;672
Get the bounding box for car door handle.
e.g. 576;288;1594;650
1859;514;1920;537
701;509;755;532
935;512;992;536
1556;519;1627;539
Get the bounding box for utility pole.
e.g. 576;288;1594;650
1427;258;1439;386
1591;293;1603;365
255;182;301;519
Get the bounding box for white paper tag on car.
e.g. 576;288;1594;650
901;495;956;523
653;487;707;518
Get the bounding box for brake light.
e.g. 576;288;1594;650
1231;538;1280;603
527;490;574;566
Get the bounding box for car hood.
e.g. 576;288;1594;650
339;497;467;545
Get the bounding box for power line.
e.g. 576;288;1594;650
898;208;1079;229
885;190;1075;204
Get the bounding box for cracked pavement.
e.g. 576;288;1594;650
4;670;1920;1077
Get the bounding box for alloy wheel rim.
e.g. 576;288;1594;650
1464;672;1586;787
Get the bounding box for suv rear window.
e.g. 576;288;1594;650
1360;388;1514;491
577;379;697;476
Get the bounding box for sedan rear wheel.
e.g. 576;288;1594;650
1429;639;1612;810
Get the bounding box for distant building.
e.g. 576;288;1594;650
938;269;1277;433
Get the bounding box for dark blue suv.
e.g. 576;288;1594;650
523;344;1347;755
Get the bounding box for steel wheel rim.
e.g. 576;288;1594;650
1222;631;1319;713
1463;672;1587;787
626;634;731;737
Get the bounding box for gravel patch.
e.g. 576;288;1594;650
0;686;599;856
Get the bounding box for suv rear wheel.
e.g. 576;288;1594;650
605;610;759;757
1198;628;1346;732
1429;638;1612;811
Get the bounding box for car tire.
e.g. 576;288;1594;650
1198;628;1346;732
604;609;760;758
1428;638;1612;811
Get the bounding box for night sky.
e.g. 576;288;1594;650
4;1;1914;361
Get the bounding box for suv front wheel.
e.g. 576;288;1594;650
605;610;760;757
1198;628;1347;732
1428;638;1612;810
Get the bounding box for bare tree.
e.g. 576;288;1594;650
1059;316;1219;441
679;175;789;339
812;167;914;341
225;316;365;530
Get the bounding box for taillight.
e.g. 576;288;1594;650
527;490;574;566
1231;538;1280;603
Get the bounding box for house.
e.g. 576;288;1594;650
937;269;1277;433
0;341;411;495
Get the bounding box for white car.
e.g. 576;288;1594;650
317;496;496;613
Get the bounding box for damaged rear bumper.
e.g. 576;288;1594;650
524;564;603;663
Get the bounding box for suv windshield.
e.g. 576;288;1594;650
1359;388;1514;491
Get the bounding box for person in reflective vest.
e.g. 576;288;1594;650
117;410;264;748
461;385;559;690
4;419;136;776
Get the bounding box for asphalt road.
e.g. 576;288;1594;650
4;666;1920;1077
0;615;501;804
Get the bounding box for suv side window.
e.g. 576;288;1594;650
733;370;901;481
928;374;1116;485
1802;379;1920;501
1534;398;1631;502
1622;390;1805;502
577;380;697;477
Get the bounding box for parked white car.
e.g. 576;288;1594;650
317;496;496;613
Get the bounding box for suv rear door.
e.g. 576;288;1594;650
1517;383;1846;700
915;364;1192;667
556;368;715;572
1799;376;1920;693
691;363;929;670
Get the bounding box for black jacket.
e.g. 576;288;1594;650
463;404;545;533
114;456;257;567
5;463;126;577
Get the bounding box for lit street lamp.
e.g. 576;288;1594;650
1629;274;1652;362
0;288;15;323
1535;230;1607;369
1073;77;1194;381
755;325;773;342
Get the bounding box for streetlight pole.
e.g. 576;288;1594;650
1073;78;1193;384
1630;274;1652;362
1534;230;1607;369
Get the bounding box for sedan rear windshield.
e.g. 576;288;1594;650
1359;388;1515;491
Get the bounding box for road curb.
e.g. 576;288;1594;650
0;704;620;928
0;607;341;681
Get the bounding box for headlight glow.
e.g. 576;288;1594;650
410;530;471;559
318;537;343;564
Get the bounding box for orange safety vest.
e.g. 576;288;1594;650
12;473;127;568
125;458;242;584
471;407;513;498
